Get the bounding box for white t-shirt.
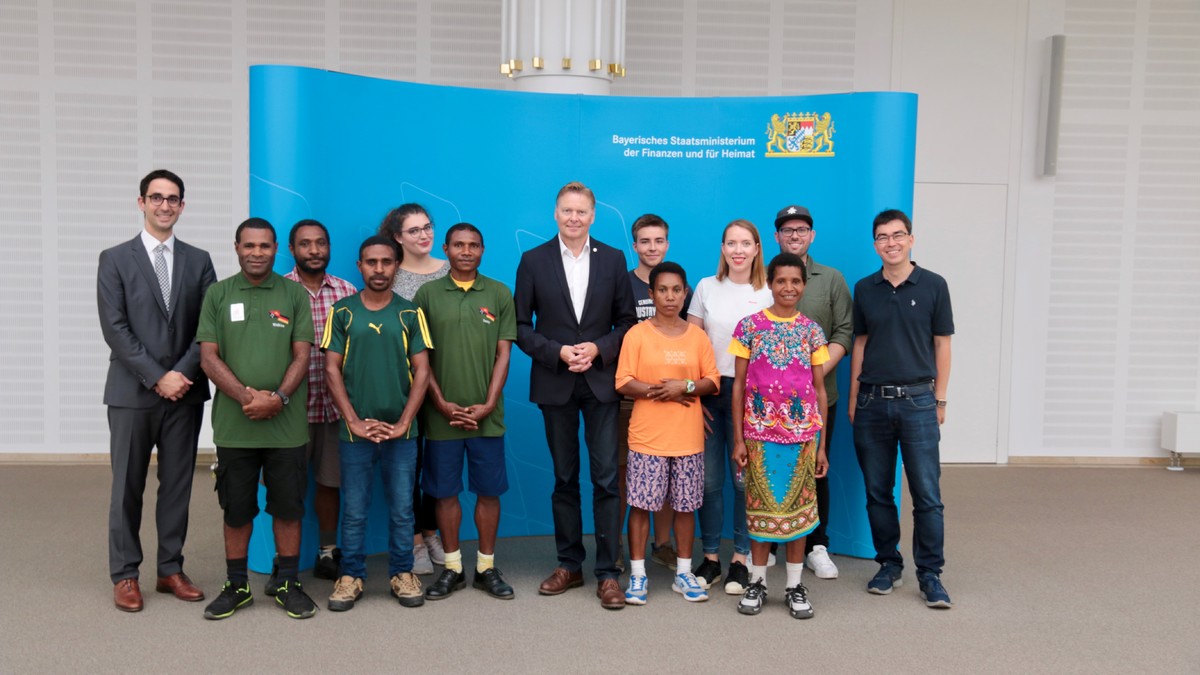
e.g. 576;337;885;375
688;275;773;377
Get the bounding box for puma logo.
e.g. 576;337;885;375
369;323;382;334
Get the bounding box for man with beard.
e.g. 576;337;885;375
283;219;357;581
322;236;432;611
198;218;317;620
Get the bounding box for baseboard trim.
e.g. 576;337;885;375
0;450;218;466
1008;455;1200;468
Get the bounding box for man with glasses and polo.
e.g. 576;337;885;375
848;209;954;610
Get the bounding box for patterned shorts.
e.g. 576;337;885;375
626;449;704;513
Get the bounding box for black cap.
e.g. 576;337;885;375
774;205;813;230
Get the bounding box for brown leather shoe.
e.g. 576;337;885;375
597;578;624;610
114;578;144;612
155;572;205;602
538;567;583;595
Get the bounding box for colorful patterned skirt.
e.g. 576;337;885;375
744;438;819;543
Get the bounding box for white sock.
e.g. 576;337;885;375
630;559;646;577
676;557;692;575
749;565;768;585
786;561;804;588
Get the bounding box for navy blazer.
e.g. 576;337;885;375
97;235;217;408
515;236;636;406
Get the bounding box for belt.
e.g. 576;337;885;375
866;382;933;399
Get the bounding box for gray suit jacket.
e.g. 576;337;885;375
97;235;217;408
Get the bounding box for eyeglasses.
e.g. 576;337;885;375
874;231;910;244
779;226;811;237
403;223;433;238
145;193;181;207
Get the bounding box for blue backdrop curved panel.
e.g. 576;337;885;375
246;65;915;572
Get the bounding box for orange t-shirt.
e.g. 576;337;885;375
615;321;721;456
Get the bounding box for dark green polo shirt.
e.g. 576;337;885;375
196;271;313;448
796;256;853;405
413;273;517;440
321;293;430;443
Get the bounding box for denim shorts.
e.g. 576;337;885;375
421;436;508;498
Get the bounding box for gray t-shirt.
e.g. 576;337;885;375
391;260;450;301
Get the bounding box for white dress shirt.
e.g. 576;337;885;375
559;235;591;323
140;229;175;281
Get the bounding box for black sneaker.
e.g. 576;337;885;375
473;567;515;600
693;558;722;590
313;547;341;581
203;581;253;620
738;580;767;616
264;557;282;597
274;580;318;619
723;561;750;595
785;584;814;619
425;568;466;600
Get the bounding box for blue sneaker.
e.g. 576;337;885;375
625;575;648;605
867;563;903;595
673;572;708;602
919;573;953;609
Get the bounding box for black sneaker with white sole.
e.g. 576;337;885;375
723;561;750;594
693;558;722;590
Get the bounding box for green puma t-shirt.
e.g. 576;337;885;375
321;292;430;442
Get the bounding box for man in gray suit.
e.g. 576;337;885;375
97;169;217;612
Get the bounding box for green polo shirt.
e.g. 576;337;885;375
413;273;517;440
796;256;853;406
321;292;430;442
196;271;313;448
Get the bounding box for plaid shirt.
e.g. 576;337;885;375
284;268;358;423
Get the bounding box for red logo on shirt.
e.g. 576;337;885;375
479;307;496;323
268;310;290;325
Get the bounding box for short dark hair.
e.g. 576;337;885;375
873;209;912;236
288;218;329;248
767;252;808;284
444;222;484;247
378;203;430;241
235;217;275;244
140;169;184;200
631;213;669;238
359;235;400;261
649;261;687;290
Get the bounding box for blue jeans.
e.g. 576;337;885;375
698;377;750;557
852;385;945;576
338;438;418;579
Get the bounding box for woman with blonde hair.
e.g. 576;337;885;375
686;219;772;595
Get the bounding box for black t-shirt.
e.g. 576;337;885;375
852;263;953;385
629;269;693;322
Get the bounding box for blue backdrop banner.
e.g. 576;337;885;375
247;65;916;572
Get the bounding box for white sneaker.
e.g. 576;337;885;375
412;542;434;575
424;533;446;565
768;552;777;566
785;584;814;619
805;545;838;579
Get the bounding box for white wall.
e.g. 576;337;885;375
2;0;1196;461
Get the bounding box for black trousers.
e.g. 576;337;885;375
539;375;621;580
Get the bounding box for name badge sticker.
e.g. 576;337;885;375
230;302;245;322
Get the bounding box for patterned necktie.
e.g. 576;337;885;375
153;243;171;312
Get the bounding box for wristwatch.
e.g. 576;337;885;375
685;379;696;394
272;390;290;406
935;399;948;408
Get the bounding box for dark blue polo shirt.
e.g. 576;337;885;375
852;263;954;386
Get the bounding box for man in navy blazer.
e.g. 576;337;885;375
515;181;636;609
97;170;217;612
